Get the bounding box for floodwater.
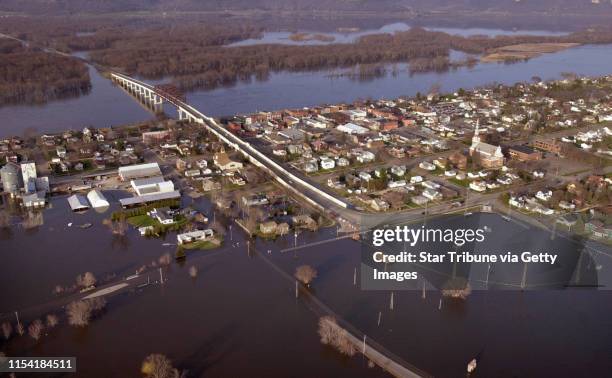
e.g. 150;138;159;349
1;195;611;377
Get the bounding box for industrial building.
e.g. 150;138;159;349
118;163;162;181
0;162;23;194
87;189;110;208
68;194;90;211
131;176;175;196
20;162;37;193
177;229;214;245
119;190;181;208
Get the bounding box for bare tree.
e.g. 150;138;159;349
66;298;106;327
158;253;172;266
53;285;64;295
141;354;180;378
295;265;317;286
28;319;44;341
76;272;97;288
188;266;198;278
15;322;24;336
46;314;59;328
317;316;356;357
1;321;12;340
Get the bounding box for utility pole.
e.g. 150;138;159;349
353;267;357;286
389;292;394;310
362;335;367;354
159;267;164;284
229;224;233;241
377;311;382;326
295;280;299;298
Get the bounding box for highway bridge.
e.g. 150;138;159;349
111;72;355;217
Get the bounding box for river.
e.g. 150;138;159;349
0;27;609;138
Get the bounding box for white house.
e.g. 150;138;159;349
320;158;335;170
419;161;436;171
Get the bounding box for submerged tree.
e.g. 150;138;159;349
317;316;356;357
66;298;106;327
295;265;318;286
188;266;198;278
46;314;59;328
76;272;97;288
141;353;180;378
28;319;44;341
1;321;12;340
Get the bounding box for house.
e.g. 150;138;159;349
585;220;612;239
388;180;406;189
370;198;390;211
359;172;372;181
213;152;243;171
390;165;406;177
411;195;429;206
469;181;487;192
177;229;214;245
320;158;335;170
356;151;375;163
533;138;563;154
148;207;175;225
419;161;436;171
422;188;442;201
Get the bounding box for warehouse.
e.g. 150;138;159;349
118;163;162;181
131;176;175;196
68;194;90;212
119;190;181;208
87;189;110;208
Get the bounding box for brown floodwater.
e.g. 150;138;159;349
1;195;612;377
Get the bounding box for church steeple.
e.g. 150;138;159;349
472;119;481;144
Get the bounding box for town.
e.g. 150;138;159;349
1;74;610;246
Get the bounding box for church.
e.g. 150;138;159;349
469;122;504;169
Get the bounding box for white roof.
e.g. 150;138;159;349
68;194;89;211
87;189;110;208
118;163;162;180
337;123;368;135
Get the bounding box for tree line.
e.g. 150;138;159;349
0;39;90;105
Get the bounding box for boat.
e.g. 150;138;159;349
464;212;473;217
502;215;511;222
78;223;92;229
483;226;492;232
467;358;477;373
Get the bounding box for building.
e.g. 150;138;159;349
337;123;369;135
0;162;23;194
118;163;162;181
508;145;542;161
131;176;175;196
68;194;90;211
119;190;181;208
260;221;278;235
22;192;46;208
469;123;503;169
87;189;110;208
213;152;243;171
448;152;468;170
533;138;563;154
177;229;214;245
20;162;37;193
148;207;175;225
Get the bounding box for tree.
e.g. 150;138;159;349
295;265;317;286
188;266;198;278
317;316;356;357
66;298;106;327
158;253;172;266
76;272;96;288
28;319;44;340
46;314;59;328
1;321;12;340
141;354;179;378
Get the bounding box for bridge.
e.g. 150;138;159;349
111;72;353;215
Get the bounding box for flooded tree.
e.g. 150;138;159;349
158;253;172;266
53;285;64;295
66;298;106;327
188;266;198;278
141;353;180;378
1;321;12;340
76;272;97;288
15;322;24;336
317;316;356;357
46;314;59;328
295;265;318;286
103;217;127;236
28;319;44;341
